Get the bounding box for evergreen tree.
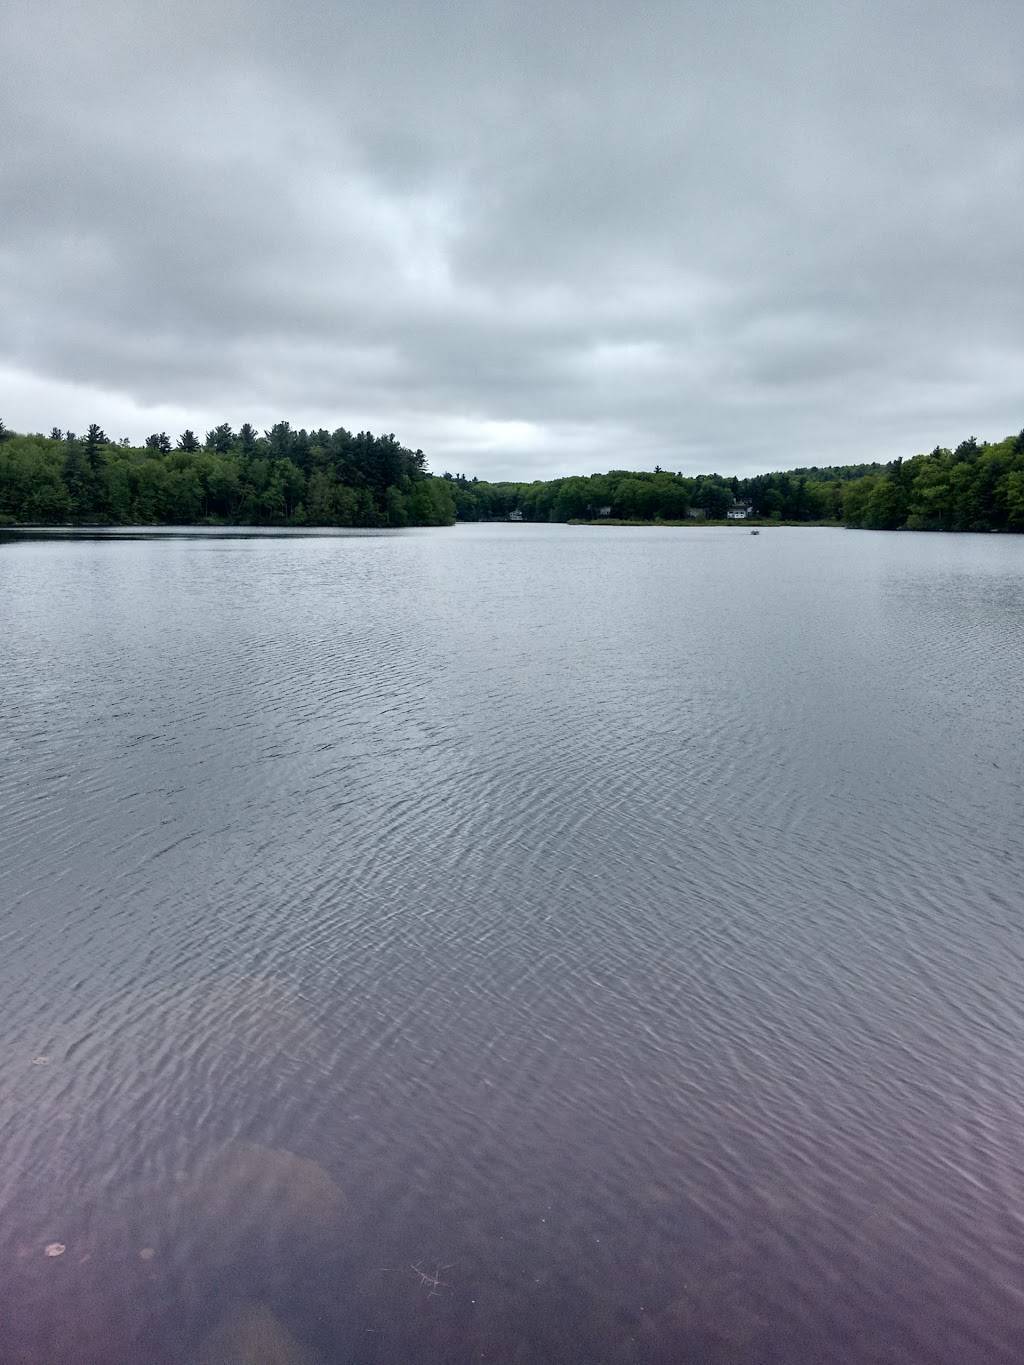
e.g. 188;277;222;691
62;436;95;518
265;422;293;460
205;423;234;454
177;429;200;452
83;424;108;468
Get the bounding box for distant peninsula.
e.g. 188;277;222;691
1;419;1022;532
445;428;1024;531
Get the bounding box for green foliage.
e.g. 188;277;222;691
0;421;456;527
83;424;107;467
4;418;1021;533
445;428;1024;533
205;423;235;454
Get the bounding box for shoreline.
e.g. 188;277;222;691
565;518;842;528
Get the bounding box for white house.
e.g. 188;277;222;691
726;502;753;520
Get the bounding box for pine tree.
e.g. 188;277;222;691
265;422;293;459
83;424;108;470
62;436;95;518
205;423;234;454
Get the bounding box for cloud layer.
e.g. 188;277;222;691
2;0;1022;478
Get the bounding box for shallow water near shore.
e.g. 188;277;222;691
1;522;1023;1363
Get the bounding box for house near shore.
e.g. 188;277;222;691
507;509;524;521
687;507;706;520
726;502;753;520
597;506;612;517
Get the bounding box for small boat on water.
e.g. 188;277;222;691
750;529;760;535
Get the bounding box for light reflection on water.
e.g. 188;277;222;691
1;524;1023;1363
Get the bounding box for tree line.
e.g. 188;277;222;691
0;420;455;526
442;427;1024;531
3;418;1022;531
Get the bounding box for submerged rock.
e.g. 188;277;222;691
175;1139;347;1284
187;1140;346;1231
196;1301;324;1365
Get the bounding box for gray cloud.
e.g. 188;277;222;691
2;0;1022;478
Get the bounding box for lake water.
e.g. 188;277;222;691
1;523;1023;1364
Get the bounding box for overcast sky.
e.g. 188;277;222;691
1;0;1021;480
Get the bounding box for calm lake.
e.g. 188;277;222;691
1;523;1023;1364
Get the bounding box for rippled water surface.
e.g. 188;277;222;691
2;523;1023;1364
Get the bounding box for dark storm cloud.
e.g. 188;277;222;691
2;0;1021;477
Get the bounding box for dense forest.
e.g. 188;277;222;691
0;420;455;526
442;427;1024;531
2;419;1023;531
